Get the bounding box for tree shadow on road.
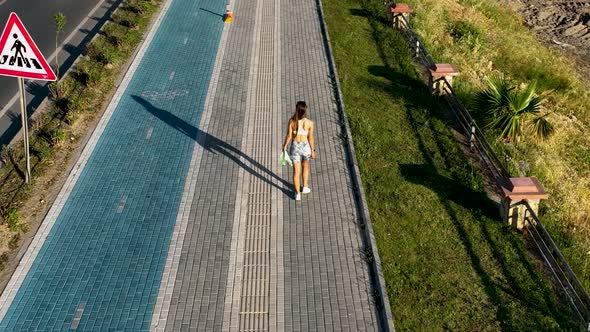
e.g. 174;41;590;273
132;95;292;197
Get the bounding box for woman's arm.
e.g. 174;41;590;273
282;120;293;151
308;121;315;159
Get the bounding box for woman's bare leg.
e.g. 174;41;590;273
302;159;310;189
293;162;301;193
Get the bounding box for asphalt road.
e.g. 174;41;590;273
0;0;122;146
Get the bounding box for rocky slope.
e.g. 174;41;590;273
509;0;590;80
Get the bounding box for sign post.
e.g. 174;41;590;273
0;13;57;183
17;78;31;182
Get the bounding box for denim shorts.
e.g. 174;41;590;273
290;141;312;163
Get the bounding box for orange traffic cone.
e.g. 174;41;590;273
224;3;233;23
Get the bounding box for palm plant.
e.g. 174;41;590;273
473;74;554;142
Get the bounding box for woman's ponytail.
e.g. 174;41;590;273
292;101;307;133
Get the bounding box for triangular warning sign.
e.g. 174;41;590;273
0;13;56;81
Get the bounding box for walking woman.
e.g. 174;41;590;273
282;101;316;201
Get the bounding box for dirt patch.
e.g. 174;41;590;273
508;0;590;82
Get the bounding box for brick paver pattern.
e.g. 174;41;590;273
279;0;379;330
0;0;224;330
0;0;383;330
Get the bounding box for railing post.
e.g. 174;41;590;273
469;123;475;148
522;206;530;237
389;3;413;30
428;64;459;95
500;177;548;230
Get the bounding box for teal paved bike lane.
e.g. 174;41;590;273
0;0;224;330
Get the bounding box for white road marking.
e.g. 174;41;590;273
116;194;127;213
146;127;153;139
0;94;19;120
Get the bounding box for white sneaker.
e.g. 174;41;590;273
302;187;311;194
295;193;301;201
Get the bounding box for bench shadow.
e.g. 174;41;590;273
349;8;389;26
349;8;368;17
399;164;497;218
131;95;292;197
369;63;579;330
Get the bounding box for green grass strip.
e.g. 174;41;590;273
322;0;583;330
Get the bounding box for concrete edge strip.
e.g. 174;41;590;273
314;0;396;330
0;0;175;320
148;13;233;332
222;0;262;328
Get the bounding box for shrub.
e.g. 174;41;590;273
448;20;482;50
51;129;67;147
48;77;76;102
125;0;153;15
120;30;143;52
0;145;12;166
8;233;20;250
103;23;128;46
2;144;23;167
2;207;21;231
85;36;124;65
0;253;8;271
81;82;111;108
66;93;92;115
112;10;139;29
74;60;106;87
31;136;53;160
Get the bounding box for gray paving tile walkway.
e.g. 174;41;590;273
0;0;392;330
280;1;382;330
159;0;389;330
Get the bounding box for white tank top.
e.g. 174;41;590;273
295;120;309;136
293;120;309;137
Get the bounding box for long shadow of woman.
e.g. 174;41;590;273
132;95;292;197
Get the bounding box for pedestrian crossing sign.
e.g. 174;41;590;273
0;12;56;81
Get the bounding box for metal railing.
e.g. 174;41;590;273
398;13;510;189
391;5;590;330
523;201;590;330
441;82;511;188
396;14;435;69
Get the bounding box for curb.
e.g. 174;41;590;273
314;0;396;330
